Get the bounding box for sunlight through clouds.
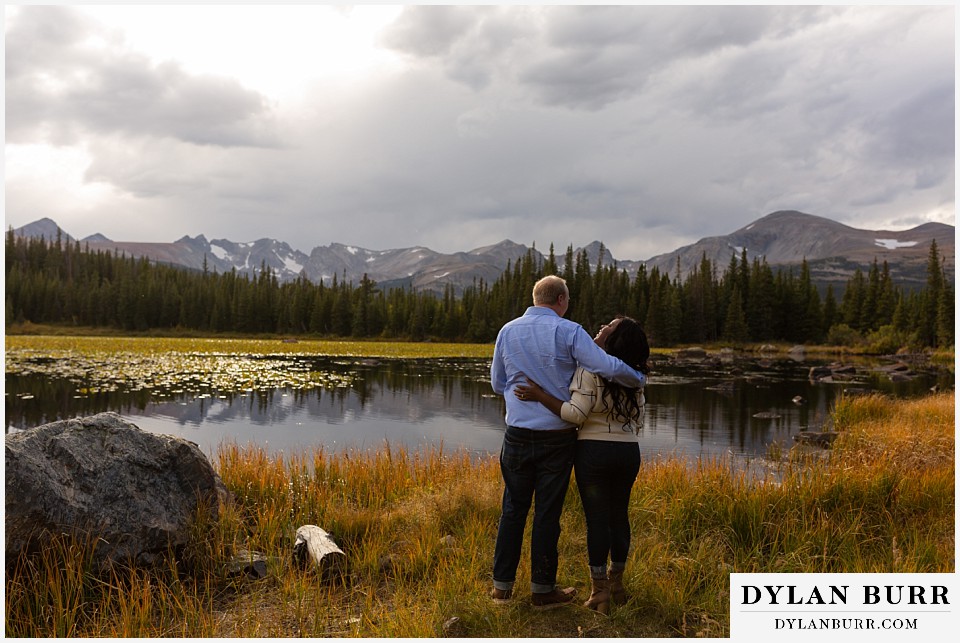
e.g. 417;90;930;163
5;144;113;212
79;5;405;102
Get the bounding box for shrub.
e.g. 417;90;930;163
826;323;863;347
865;324;909;354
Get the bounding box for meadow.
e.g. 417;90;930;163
4;382;954;637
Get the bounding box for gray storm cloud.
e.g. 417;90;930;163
6;5;278;149
4;5;954;260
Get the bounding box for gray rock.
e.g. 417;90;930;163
753;411;782;419
227;549;269;580
443;616;466;637
440;534;457;548
832;364;857;375
808;365;833;380
793;431;840;448
705;380;736;394
378;553;400;575
5;412;230;568
842;387;872;396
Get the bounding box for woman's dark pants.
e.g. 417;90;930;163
574;440;641;568
493;426;577;592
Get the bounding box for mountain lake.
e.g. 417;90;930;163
5;347;952;466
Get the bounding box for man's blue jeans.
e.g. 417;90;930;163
493;426;577;593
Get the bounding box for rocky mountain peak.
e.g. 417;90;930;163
82;233;112;243
644;210;953;290
579;240;617;268
11;211;954;294
12;217;73;243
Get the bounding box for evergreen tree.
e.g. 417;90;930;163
891;291;908;332
773;269;800;341
640;270;681;346
544;243;558;276
573;249;594;327
841;268;866;331
936;281;955;349
876;261;897;327
746;257;776;340
722;286;750;343
562;245;575;284
631;265;649;329
822;284;838;337
681;253;718;343
861;259;880;331
332;276;353;336
662;282;683;346
920;240;944;347
643;268;665;345
798;259;822;341
719;252;739;335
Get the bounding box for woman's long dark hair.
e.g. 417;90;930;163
598;315;650;428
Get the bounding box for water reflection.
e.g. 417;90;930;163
5;354;951;461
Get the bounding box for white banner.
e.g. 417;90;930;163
731;573;958;641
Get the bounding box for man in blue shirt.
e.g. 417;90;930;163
489;275;647;609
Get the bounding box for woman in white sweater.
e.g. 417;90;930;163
515;315;650;614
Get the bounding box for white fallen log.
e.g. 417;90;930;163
293;525;346;576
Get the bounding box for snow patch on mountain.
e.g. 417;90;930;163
875;239;918;250
210;244;230;261
281;255;303;274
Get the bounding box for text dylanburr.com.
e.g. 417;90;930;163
730;573;957;640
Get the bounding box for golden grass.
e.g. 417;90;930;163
5;334;494;359
8;332;949;366
5;393;954;638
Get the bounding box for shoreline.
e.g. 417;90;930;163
5;391;954;637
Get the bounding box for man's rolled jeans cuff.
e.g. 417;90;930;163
531;582;556;594
493;580;514;592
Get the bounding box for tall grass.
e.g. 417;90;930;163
5;392;953;638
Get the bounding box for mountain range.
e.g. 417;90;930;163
11;211;954;294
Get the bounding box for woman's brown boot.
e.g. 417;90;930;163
584;577;611;614
608;567;627;605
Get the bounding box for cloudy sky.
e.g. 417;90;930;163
4;4;955;261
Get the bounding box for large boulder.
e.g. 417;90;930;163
5;412;230;568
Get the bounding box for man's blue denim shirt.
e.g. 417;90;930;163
490;306;646;430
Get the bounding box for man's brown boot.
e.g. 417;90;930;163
608;567;627;605
584;577;611;614
489;587;513;605
531;586;577;610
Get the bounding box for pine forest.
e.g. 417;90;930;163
4;230;954;351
